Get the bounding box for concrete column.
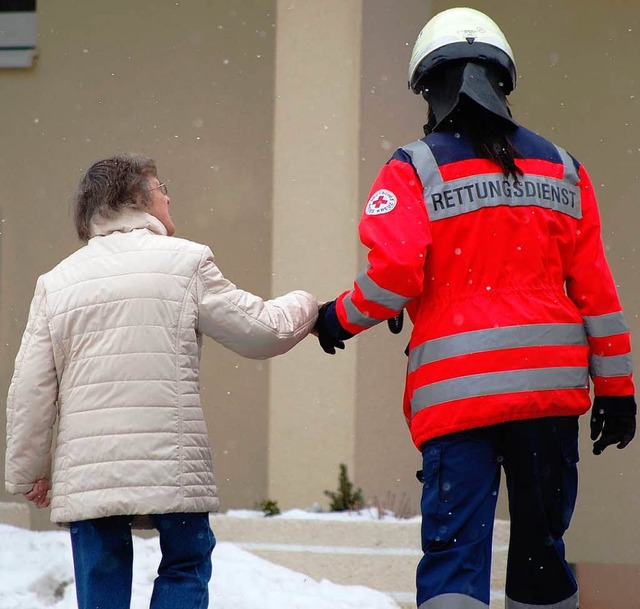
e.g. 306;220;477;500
354;0;431;518
269;0;363;508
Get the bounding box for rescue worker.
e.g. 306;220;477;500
314;7;636;609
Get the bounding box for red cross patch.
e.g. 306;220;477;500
365;189;397;216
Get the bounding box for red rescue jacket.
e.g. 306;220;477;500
335;126;634;449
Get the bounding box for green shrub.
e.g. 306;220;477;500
324;463;364;512
257;499;281;517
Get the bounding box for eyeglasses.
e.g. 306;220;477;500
149;183;168;195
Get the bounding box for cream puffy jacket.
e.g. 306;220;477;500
5;210;317;525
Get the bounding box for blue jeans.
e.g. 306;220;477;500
416;416;579;609
70;512;215;609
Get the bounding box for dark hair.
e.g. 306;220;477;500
425;98;522;180
422;59;523;180
74;153;158;242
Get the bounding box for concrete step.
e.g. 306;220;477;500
211;513;509;608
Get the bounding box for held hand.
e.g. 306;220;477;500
318;333;345;355
23;478;51;508
590;395;637;455
314;301;346;355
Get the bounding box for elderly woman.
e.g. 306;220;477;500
5;153;318;609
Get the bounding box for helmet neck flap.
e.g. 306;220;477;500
421;60;516;132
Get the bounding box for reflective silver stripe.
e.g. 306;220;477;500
341;292;380;328
411;367;588;416
409;324;587;374
402;139;443;186
355;269;412;311
401;140;582;222
590;353;633;377
419;593;489;609
506;590;579;609
583;311;629;337
422;174;581;221
555;144;579;185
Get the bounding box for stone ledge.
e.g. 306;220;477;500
210;514;509;609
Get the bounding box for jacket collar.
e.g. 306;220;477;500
88;209;168;239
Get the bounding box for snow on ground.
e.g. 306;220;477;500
0;515;402;609
224;506;421;522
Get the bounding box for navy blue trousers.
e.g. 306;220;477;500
417;416;580;609
70;512;215;609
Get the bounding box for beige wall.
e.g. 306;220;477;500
1;0;640;566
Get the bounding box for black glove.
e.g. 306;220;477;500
314;301;351;355
590;395;637;455
387;310;404;335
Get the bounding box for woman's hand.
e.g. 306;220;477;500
23;478;50;508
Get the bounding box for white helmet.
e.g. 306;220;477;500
408;7;516;94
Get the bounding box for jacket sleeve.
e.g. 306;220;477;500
335;155;432;335
5;276;58;495
196;247;318;359
566;165;634;397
